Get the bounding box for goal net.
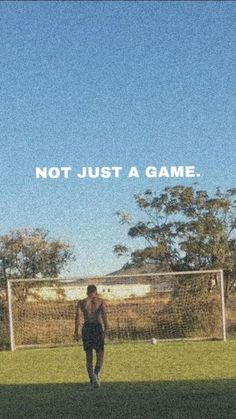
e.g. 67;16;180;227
7;270;226;350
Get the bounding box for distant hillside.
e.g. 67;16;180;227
58;264;168;287
109;263;169;276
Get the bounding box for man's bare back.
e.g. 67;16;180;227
78;296;106;325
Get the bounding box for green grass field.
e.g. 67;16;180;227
0;341;236;419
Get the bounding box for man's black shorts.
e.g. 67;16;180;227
82;322;104;352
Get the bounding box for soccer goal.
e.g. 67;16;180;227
7;270;226;351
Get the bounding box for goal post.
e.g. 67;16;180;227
7;269;226;351
220;269;226;341
7;278;15;352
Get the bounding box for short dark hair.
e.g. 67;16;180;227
87;284;97;295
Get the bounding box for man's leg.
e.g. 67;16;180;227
85;349;94;384
94;350;104;377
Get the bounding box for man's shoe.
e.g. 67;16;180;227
92;373;100;388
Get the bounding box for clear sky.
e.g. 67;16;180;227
0;1;235;276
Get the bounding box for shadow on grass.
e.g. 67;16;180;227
0;380;236;419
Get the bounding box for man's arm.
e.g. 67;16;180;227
74;301;81;341
101;300;109;336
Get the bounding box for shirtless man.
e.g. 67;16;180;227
74;284;109;387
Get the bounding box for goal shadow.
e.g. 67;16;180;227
0;379;236;419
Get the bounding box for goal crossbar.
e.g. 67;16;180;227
7;269;223;284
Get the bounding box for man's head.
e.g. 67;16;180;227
87;284;97;297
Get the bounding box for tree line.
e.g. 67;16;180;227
0;185;235;302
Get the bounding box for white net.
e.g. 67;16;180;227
8;270;225;349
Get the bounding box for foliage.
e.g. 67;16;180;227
114;185;236;300
0;228;75;293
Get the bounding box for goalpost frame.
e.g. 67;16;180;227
7;269;226;351
7;279;15;352
219;269;226;341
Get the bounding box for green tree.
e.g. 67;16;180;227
0;228;76;348
0;228;75;288
114;185;236;301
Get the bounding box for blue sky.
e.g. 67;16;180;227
0;2;235;276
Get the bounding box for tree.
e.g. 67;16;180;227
114;185;236;301
0;228;75;288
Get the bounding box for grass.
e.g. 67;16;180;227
0;341;236;418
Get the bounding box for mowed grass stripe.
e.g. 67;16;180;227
0;341;236;418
